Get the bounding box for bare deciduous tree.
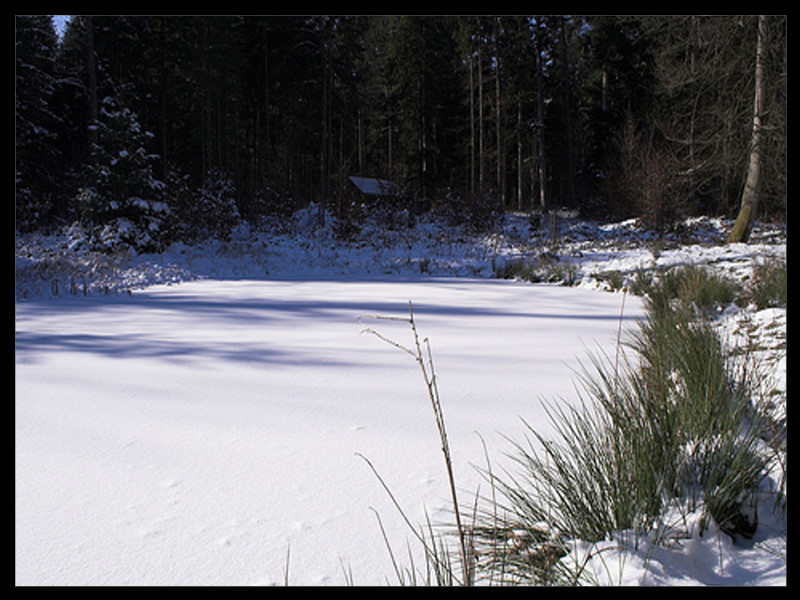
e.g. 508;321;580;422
728;15;767;243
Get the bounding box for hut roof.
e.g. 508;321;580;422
348;176;402;197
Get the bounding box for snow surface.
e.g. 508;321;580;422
16;212;786;586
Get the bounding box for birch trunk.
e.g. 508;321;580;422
728;16;766;243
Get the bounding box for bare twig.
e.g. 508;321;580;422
359;327;417;359
359;301;472;585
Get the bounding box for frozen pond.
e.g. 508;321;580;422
16;277;643;585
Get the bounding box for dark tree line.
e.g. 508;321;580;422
16;15;786;250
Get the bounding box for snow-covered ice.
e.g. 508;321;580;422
15;212;786;586
16;277;647;585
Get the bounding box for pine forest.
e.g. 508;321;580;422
16;15;786;250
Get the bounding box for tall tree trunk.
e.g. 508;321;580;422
263;20;271;186
387;110;392;175
535;34;547;212
155;18;169;180
559;17;576;208
469;51;475;194
517;97;523;209
319;31;332;227
86;17;98;153
494;19;504;204
357;108;363;173
496;50;504;204
728;15;767;243
478;46;485;193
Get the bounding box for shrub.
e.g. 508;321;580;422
437;191;504;233
178;169;241;241
605;112;689;231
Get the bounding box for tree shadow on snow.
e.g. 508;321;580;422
15;279;641;368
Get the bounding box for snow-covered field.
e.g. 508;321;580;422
15;211;786;586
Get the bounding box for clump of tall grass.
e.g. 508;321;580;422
749;258;786;309
637;264;743;319
630;259;785;314
613;305;769;534
469;281;777;585
495;253;578;286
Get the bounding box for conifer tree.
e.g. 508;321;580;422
78;96;171;252
15;15;64;230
